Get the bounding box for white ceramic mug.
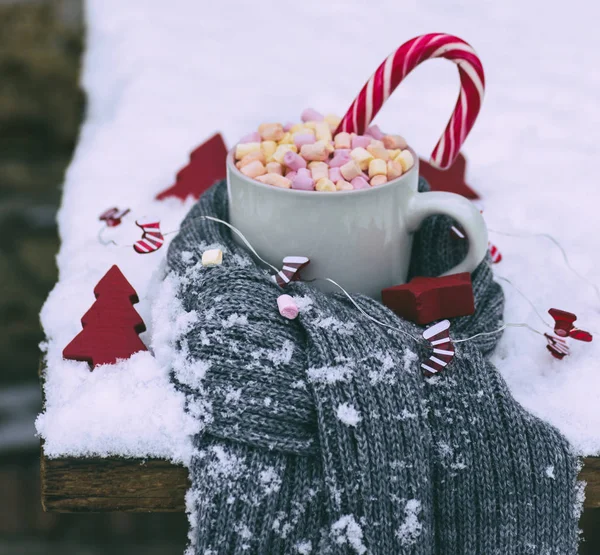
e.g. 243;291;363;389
226;150;488;299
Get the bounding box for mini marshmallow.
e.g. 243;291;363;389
340;160;362;181
368;158;387;178
350;176;370;190
395;149;415;172
300;141;331;162
309;161;329;181
351;147;374;170
315;177;336;192
277;294;299;319
370;175;388;187
365;125;384;140
291;168;314;191
301;108;324;122
261;140;277;162
351;135;371;149
202;248;223;267
258;123;284;142
387;160;404;180
315;121;332;142
334;132;351;149
286;170;297;181
328;167;342;183
293;133;316;149
266;162;283;175
366;143;390;161
279;132;294;144
336;180;353;191
240;160;267;178
255;173;292;188
238;150;266;168
239;131;261;143
235;142;261;160
272;144;298;164
387;149;401;160
283;150;307;171
383;134;408;150
283;122;294;132
324;114;342;129
329;150;352;168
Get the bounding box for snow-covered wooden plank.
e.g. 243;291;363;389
40;451;600;512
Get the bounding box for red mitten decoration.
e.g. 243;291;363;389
419;153;480;199
421;319;455;377
63;265;148;369
548;308;593;342
99;207;130;227
156;133;228;201
133;220;165;254
382;273;475;325
272;256;310;287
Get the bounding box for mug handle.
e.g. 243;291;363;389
406;191;489;276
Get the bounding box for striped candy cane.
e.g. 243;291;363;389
335;33;485;169
421;319;455;376
133;220;165;254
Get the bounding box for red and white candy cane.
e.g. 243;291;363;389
133;220;165;254
335;33;485;169
421;319;455;376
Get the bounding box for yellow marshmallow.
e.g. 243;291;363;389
238;150;266;168
240;160;267;178
315;121;332;142
351;147;374;171
272;144;298;164
336;180;353;191
309;161;329;181
395;150;415;172
387;149;401;160
202;249;223;267
235;142;261;160
315;177;336;192
258;123;284;142
334;132;351;149
304;121;317;129
292;128;315;139
255;173;292;189
368;158;387;178
387;160;404;180
339;160;362;181
382;134;408;150
278;132;294;145
366;143;390;161
266;162;283;175
261;140;277;162
370;175;388;187
300;141;330;162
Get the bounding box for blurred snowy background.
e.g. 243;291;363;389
2;0;600;553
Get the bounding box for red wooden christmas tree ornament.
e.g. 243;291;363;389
156;133;228;201
419;153;480;199
382;272;475;325
63;265;148;369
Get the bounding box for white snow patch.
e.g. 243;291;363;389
294;540;313;554
313;316;356;335
221;313;248;329
307;364;354;384
251;340;294;367
331;515;367;555
293;295;314;313
545;465;556;479
336;403;362;427
396;499;423;547
259;466;282;495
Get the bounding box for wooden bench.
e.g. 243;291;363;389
40;449;600;513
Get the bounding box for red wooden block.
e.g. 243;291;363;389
381;273;475;325
419;153;480;199
156;133;228;201
63;265;148;369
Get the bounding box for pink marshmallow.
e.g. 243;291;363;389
350;176;370;190
277;294;299;319
328;167;342;183
351;135;372;149
301;108;324;122
291;168;315;191
294;133;316;149
365;125;384;140
239;131;261;143
283;122;294;132
284;150;307;171
286;171;297;181
329;150;352;168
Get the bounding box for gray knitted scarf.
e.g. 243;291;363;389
166;180;581;555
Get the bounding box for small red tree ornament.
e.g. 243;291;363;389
63;265;148;369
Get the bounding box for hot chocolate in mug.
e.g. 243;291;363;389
227;149;488;299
